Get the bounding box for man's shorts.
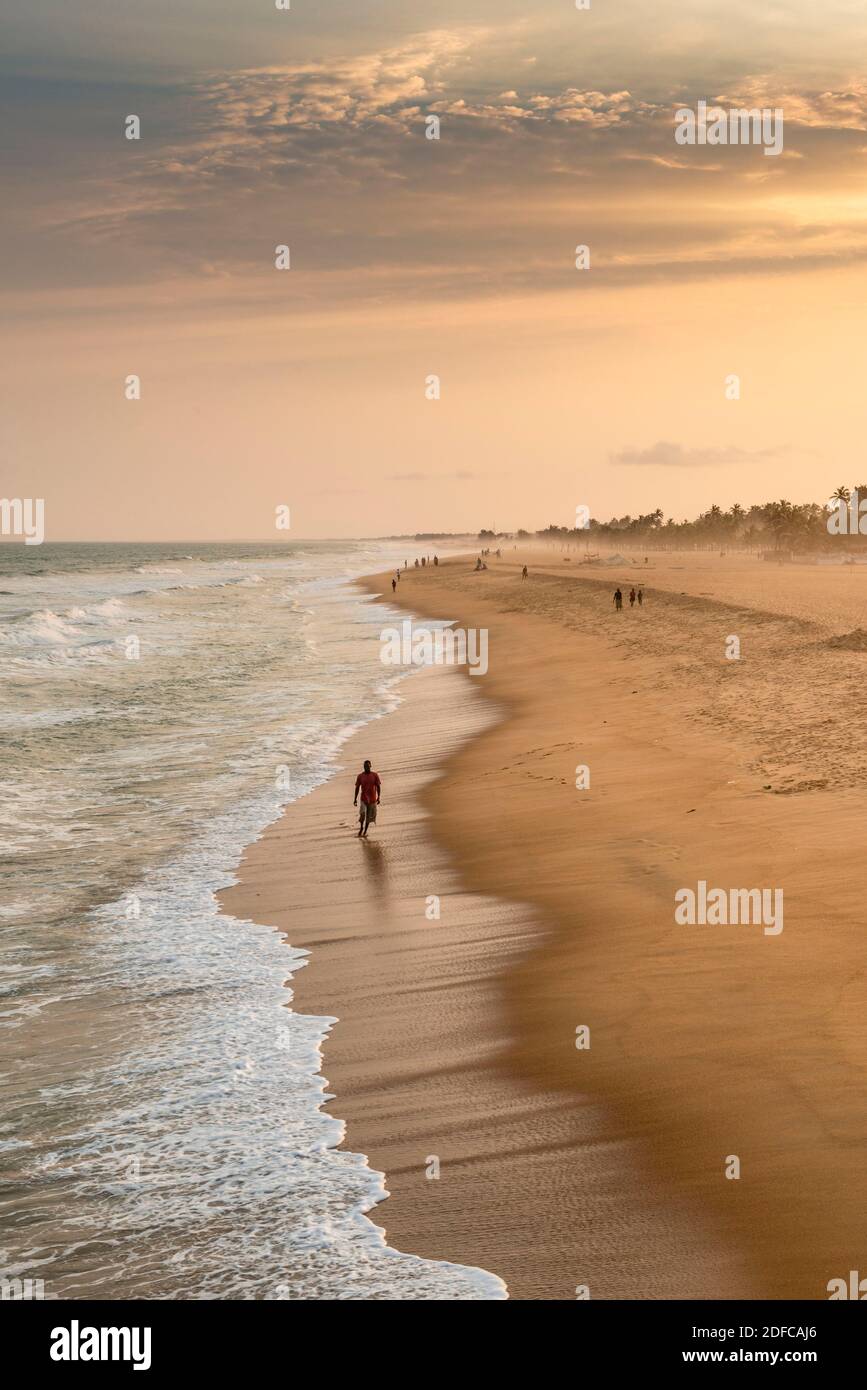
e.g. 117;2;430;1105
359;800;377;830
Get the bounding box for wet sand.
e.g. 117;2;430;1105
220;551;867;1298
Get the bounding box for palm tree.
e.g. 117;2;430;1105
832;485;851;503
728;503;745;538
764;499;795;552
788;504;821;552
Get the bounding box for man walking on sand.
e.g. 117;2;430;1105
354;759;381;837
614;588;623;611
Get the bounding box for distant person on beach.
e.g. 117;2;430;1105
614;588;623;611
522;565;528;580
637;588;643;606
434;555;438;566
392;578;396;593
629;587;636;607
354;760;381;838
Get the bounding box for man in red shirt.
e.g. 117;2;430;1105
354;760;382;837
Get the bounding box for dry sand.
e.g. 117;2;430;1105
220;549;867;1299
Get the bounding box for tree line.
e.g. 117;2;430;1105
527;489;867;555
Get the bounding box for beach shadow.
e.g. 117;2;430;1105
360;837;387;888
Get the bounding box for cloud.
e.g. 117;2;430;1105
619;153;723;172
199;29;478;138
10;26;867;304
610;442;784;468
712;81;867;132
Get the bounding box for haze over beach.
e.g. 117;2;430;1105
4;0;867;1344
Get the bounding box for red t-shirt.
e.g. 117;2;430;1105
355;771;381;804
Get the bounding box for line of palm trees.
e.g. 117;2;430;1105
538;491;867;553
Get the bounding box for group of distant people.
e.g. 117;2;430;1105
474;546;502;573
392;555;439;591
613;587;644;611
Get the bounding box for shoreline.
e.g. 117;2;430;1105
221;551;867;1297
219;652;739;1299
219;565;745;1298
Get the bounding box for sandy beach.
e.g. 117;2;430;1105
220;550;867;1299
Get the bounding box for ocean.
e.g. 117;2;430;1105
0;540;504;1300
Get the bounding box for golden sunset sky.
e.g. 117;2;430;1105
4;0;867;539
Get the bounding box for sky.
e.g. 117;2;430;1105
3;0;867;540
